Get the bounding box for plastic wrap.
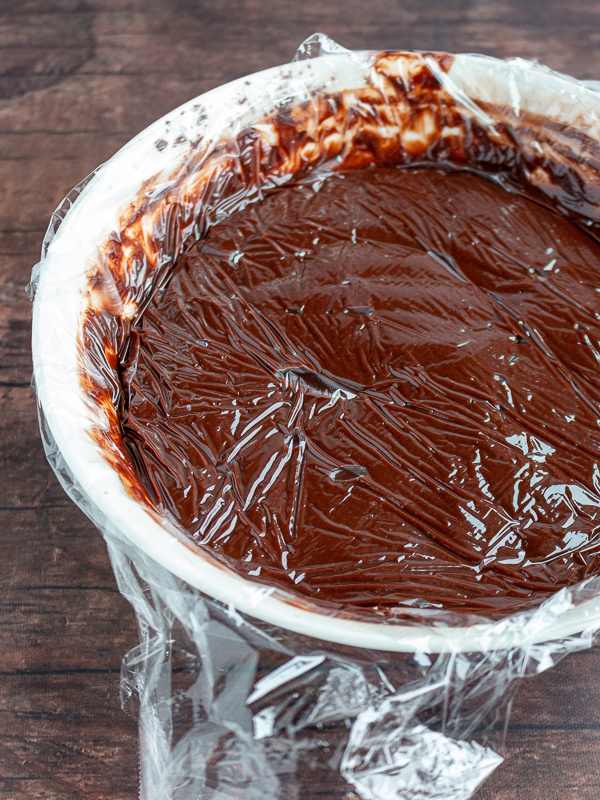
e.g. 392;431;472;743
30;34;600;799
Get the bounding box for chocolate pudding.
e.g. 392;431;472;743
115;165;600;615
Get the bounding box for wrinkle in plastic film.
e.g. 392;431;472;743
30;33;600;800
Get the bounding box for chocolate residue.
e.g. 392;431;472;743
78;52;600;618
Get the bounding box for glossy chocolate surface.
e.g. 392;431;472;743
117;165;600;615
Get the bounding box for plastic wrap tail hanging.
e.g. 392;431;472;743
109;530;503;800
108;523;598;800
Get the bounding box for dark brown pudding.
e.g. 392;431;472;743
117;165;600;616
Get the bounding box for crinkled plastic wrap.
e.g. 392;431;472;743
30;34;600;799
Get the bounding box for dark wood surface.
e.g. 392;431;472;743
3;1;600;798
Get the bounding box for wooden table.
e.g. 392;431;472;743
3;1;600;797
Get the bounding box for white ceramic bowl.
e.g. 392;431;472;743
32;49;600;653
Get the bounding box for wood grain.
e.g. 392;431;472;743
3;1;600;797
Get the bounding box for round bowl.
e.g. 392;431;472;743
32;48;600;653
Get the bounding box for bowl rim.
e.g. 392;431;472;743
32;49;600;653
